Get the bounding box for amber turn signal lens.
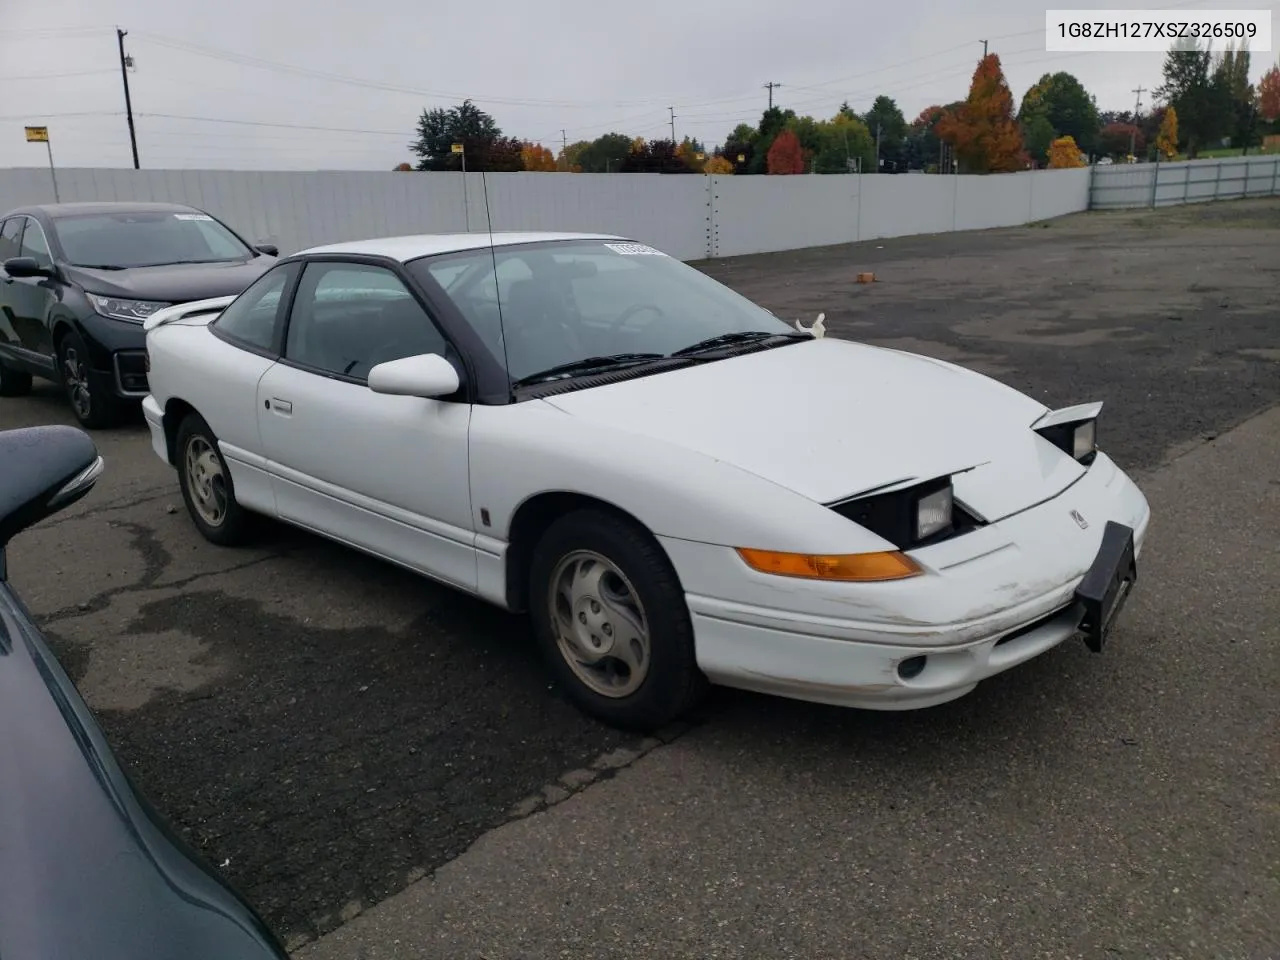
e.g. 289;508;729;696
735;548;923;582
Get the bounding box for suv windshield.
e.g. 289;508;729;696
54;210;254;269
410;239;800;384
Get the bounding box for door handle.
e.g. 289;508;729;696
267;397;293;414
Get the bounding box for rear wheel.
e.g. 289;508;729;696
57;329;122;429
0;359;32;397
175;412;254;546
528;507;706;731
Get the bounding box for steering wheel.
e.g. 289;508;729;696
609;302;666;334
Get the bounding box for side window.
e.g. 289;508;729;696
0;219;22;261
285;262;449;381
18;219;52;268
211;264;296;353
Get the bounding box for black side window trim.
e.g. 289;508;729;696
208;261;300;359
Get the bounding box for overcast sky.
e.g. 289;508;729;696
2;0;1275;170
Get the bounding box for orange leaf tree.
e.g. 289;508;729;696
520;142;557;171
703;154;734;175
1155;106;1179;158
392;162;412;171
766;129;805;174
936;54;1027;173
1260;65;1280;121
1047;135;1085;168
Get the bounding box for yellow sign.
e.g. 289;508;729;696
695;152;705;161
737;153;745;163
25;126;49;143
450;143;464;154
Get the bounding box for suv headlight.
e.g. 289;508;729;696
87;294;172;324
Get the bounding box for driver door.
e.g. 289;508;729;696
255;260;477;592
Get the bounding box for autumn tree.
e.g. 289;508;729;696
766;129;805;173
619;138;694;173
936;54;1026;173
520;142;557;171
392;162;412;171
750;106;797;173
703;154;734;175
1099;122;1144;158
1047;135;1085;168
1155;106;1179;158
411;100;523;172
1261;64;1280;121
903;104;953;170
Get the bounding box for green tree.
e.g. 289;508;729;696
1020;111;1056;166
722;123;757;173
862;95;908;170
1017;72;1101;155
410;100;522;171
573;132;634;172
1213;44;1259;150
1154;38;1229;157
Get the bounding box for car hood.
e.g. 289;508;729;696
66;257;275;303
541;337;1085;523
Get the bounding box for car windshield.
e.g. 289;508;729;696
54;211;254;269
409;239;801;384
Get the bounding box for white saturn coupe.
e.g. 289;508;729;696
142;231;1150;730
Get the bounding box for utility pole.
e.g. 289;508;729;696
1130;85;1146;159
764;81;782;110
875;121;882;173
116;27;139;169
668;106;676;143
981;39;988;58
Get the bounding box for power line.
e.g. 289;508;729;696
0;68;116;81
136;112;410;135
764;82;782;110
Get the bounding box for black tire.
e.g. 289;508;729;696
174;412;254;546
528;507;707;731
56;328;122;429
0;359;33;397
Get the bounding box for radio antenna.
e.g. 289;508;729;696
479;168;513;399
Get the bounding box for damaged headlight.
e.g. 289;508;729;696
916;483;953;540
828;475;959;549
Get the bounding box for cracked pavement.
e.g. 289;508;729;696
2;199;1278;957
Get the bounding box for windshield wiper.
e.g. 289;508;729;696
670;330;809;357
512;353;666;387
71;263;127;271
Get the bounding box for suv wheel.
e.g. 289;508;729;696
57;329;121;429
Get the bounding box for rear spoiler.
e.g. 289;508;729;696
143;295;237;333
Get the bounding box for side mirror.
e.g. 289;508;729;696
254;244;279;257
3;256;51;279
368;353;460;399
0;426;104;559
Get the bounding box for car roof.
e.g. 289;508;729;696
4;201;203;219
295;231;629;263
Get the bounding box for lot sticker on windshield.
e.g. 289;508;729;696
174;213;214;221
603;242;667;256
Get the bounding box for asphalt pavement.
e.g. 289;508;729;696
2;198;1277;957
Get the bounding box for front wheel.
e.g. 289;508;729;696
175;413;254;546
57;329;121;428
528;508;706;731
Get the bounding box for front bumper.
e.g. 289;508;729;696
660;452;1151;710
79;315;149;398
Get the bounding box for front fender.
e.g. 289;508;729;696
468;400;894;556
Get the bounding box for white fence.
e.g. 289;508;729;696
0;166;1092;262
1090;154;1280;210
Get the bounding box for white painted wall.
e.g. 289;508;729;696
0;164;1095;262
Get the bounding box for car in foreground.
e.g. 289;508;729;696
0;424;287;959
140;231;1150;730
0;201;278;428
